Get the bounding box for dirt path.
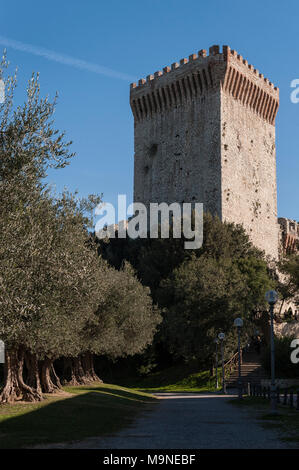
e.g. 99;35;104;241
43;393;296;449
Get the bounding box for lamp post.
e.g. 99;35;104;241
214;338;219;390
218;332;225;394
265;290;278;413
234;318;243;399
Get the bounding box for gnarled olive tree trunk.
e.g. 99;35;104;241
81;353;102;383
0;346;43;403
63;354;102;386
40;358;62;393
24;351;42;396
63;356;90;386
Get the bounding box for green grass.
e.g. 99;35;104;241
230;396;299;444
0;383;156;449
117;362;222;393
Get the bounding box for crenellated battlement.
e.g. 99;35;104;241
130;45;278;91
130;46;223;92
130;45;279;125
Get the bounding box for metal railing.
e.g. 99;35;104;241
249;385;299;410
223;349;242;377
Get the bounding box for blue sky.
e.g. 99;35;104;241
1;0;298;220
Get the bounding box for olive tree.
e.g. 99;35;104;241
0;56;77;402
65;262;161;385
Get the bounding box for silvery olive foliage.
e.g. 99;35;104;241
0;53;78;356
82;262;161;359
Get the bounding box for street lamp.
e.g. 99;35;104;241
218;332;225;394
234;318;243;399
214;338;219;390
265;289;278;413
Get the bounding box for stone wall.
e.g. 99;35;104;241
221;91;279;259
275;321;299;337
278;217;299;254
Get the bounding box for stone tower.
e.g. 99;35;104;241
130;45;280;258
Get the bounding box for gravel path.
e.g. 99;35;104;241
43;392;297;449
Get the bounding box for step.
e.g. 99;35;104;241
242;364;263;367
227;377;269;382
229;373;268;378
229;370;263;374
226;375;269;380
241;363;263;367
226;380;268;386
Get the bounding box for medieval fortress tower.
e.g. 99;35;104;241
130;45;298;259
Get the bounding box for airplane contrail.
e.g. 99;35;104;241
0;35;136;82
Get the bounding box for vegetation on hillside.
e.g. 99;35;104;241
97;213;275;377
278;254;299;307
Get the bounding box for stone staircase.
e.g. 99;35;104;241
225;352;269;389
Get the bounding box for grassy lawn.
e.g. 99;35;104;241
0;383;156;449
118;362;222;393
230;396;299;444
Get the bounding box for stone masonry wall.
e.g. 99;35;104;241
278;217;299;254
220;49;279;259
133;89;222;214
221;93;279;258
